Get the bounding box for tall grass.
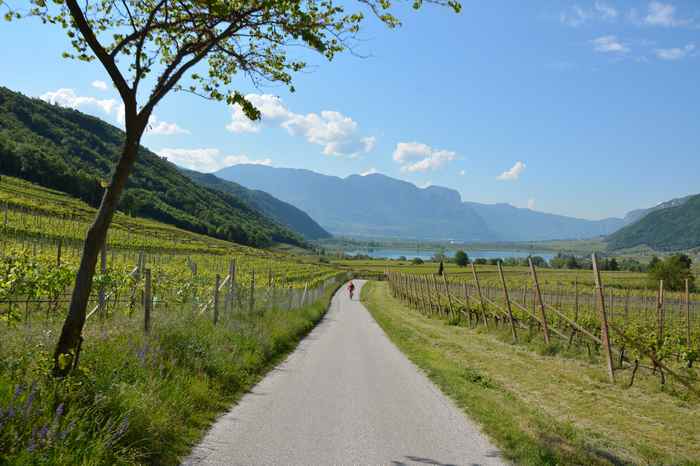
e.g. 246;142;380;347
0;285;340;465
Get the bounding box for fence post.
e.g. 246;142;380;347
301;283;308;306
657;280;665;342
591;253;615;383
249;270;255;312
463;282;473;326
442;274;457;321
228;260;236;315
528;257;550;345
56;239;62;267
686;279;691;348
144;269;152;335
213;274;220;325
431;274;443;316
497;262;518;343
98;244;107;319
471;263;488;326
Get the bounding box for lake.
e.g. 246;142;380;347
343;248;556;262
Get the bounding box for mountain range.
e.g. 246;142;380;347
215;165;629;242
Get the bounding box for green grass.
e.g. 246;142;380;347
0;283;342;465
361;281;700;466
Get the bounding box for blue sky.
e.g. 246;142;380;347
1;1;699;220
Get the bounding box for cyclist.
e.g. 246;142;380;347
348;281;356;300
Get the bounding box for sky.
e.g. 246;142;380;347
1;1;699;221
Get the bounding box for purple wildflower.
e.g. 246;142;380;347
38;424;49;441
54;403;64;420
27;427;37;452
59;420;76;441
12;385;23;402
24;382;37;417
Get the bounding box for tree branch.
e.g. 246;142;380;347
64;0;134;111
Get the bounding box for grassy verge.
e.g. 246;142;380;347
0;283;342;465
361;281;700;466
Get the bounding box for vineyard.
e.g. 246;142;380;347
0;176;343;331
386;256;699;393
0;176;347;463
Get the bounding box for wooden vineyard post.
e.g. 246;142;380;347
657;280;665;342
591;253;615;383
228;260;236;315
144;269;152;335
442;274;457;321
471;263;488;327
56;239;62;267
430;274;442;316
686;279;691;348
98;245;108;320
213;274;221;325
249;271;256;313
422;276;434;315
463;282;472;326
528;258;550;345
497;262;518;343
568;278;580;347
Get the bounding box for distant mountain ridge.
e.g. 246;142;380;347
623;195;695;225
180;169;331;240
215;164;628;242
607;194;700;251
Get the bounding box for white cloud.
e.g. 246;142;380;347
595;1;618;20
157;148;272;173
527;198;536;210
591;35;629;53
392;142;457;173
560;5;591;27
458;169;466;176
560;2;617;26
497;161;526;181
654;43;695;60
40;88;117;115
91;80;108;91
644;1;689;27
41;88;188;136
360;168;378;176
147;115;190;135
227;94;375;157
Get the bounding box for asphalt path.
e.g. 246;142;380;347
183;280;504;466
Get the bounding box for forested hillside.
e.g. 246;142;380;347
0;87;304;248
607;194;700;251
181;169;331;240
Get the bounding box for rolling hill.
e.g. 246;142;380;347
215;164;627;242
0;86;307;248
607;194;700;251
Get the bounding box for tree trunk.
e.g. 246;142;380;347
52;126;143;377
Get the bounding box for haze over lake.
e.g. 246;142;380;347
344;249;556;261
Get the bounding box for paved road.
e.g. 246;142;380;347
184;280;504;466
